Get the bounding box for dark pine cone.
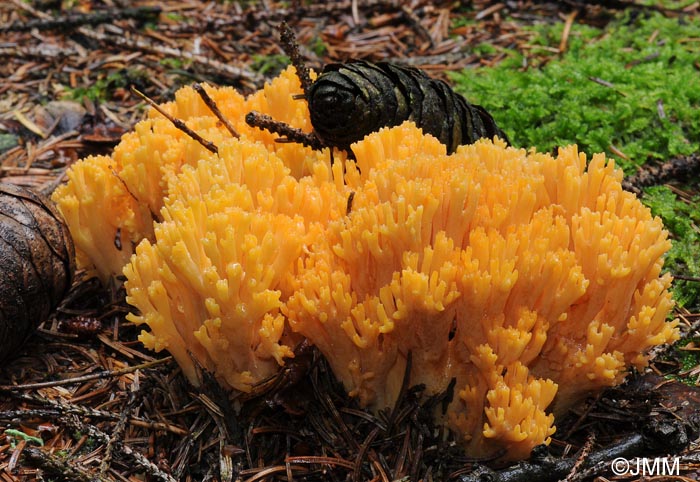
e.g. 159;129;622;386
307;61;510;154
0;183;75;360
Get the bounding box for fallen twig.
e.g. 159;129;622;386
0;6;161;33
458;418;690;482
131;86;219;154
60;414;179;482
623;152;700;194
22;446;106;482
0;356;172;391
99;375;139;477
193;83;239;138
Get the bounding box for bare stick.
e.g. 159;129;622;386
622;152;700;195
673;274;700;282
100;378;138;477
62;414;178;482
131;86;219;154
192;83;239;138
23;447;104;482
562;432;596;482
246;111;323;151
1;6;161;33
279;21;313;97
0;356;172;391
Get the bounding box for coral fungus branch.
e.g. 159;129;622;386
53;69;678;462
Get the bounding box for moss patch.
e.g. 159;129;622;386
451;12;700;173
452;12;700;310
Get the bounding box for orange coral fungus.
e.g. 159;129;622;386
285;123;677;459
52;66;329;283
52;66;677;460
51;154;153;284
124;139;348;391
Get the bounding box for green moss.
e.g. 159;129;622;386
250;54;290;77
667;336;700;384
66;69;149;102
472;42;500;56
160;57;186;70
639;0;698;7
450;12;700;173
0;133;18;153
451;12;700;309
310;36;328;57
676;338;700;372
165;12;185;22
642;186;700;309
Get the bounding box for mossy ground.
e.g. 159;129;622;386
451;11;700;314
452;12;699;172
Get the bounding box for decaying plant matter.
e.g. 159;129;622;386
0;184;75;360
